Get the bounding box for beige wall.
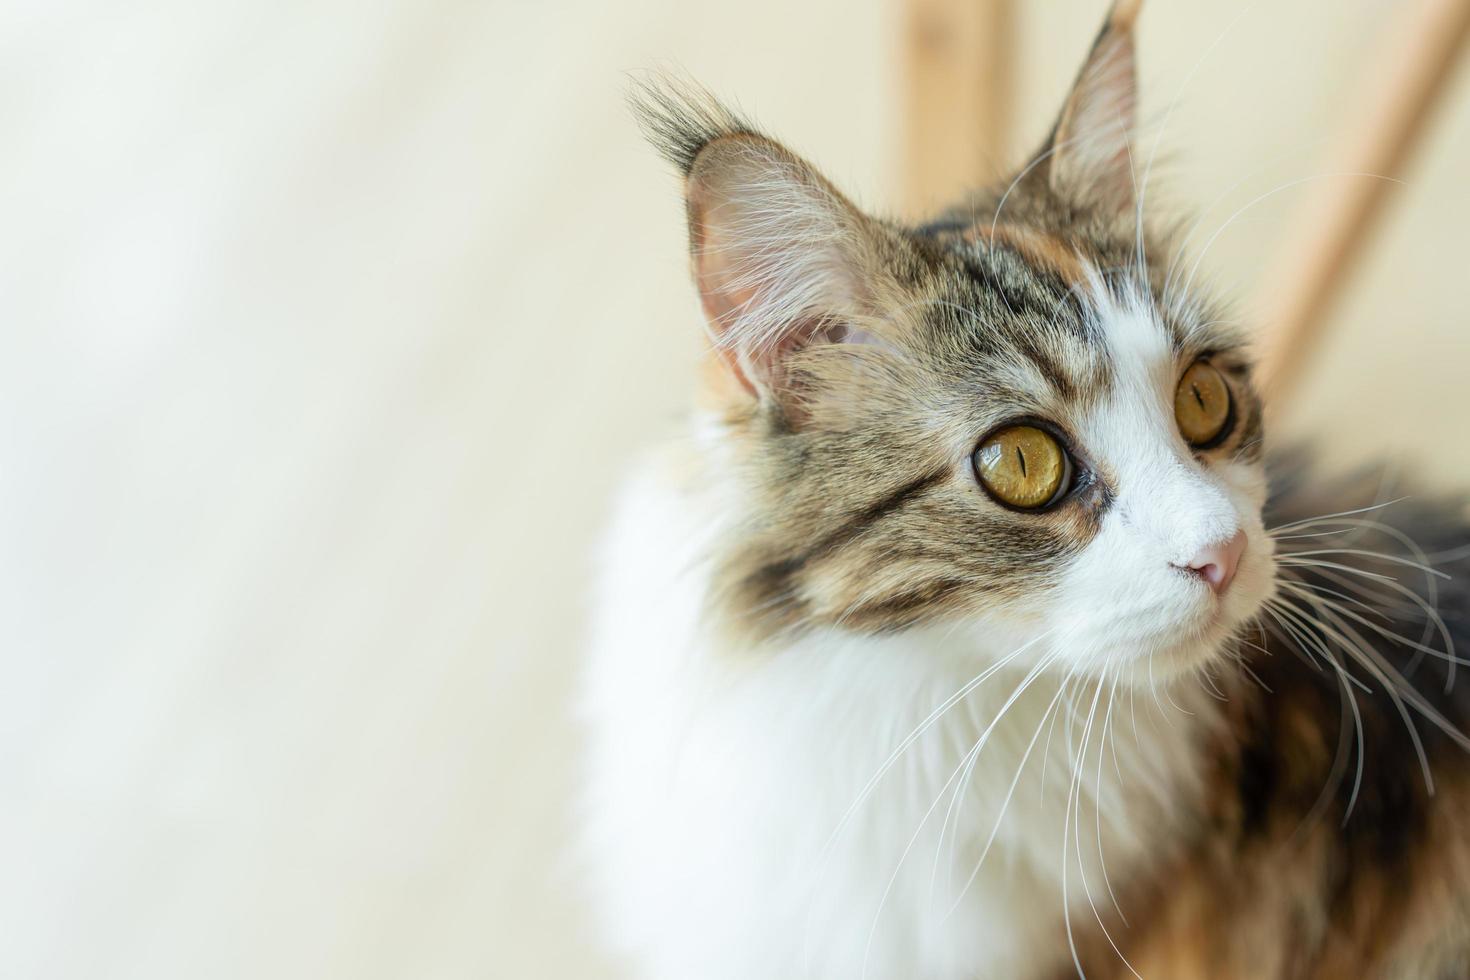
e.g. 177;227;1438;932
3;1;1466;977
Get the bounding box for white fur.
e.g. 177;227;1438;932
580;281;1274;978
1045;277;1275;682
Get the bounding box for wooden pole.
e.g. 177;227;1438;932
899;0;1014;218
1256;0;1470;407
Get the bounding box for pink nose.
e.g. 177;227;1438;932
1177;530;1246;595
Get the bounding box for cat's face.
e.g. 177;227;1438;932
640;4;1275;683
965;271;1274;683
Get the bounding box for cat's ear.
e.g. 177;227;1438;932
633;81;894;407
682;135;888;401
1043;0;1140;206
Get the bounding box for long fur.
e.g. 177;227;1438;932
584;18;1470;980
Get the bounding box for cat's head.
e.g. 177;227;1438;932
639;1;1273;683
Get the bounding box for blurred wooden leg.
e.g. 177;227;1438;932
899;0;1014;218
1257;0;1470;406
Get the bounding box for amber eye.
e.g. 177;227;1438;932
1175;360;1233;447
974;425;1071;510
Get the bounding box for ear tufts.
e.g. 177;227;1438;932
627;75;758;177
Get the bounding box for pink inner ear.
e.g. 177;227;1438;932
689;204;759;395
693;245;760;397
684;141;877;403
692;220;848;398
694;251;754;340
695;252;884;398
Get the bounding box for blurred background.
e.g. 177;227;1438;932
3;1;1467;977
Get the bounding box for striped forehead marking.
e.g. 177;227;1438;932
966;223;1089;287
996;268;1177;425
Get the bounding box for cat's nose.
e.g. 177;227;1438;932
1176;530;1246;595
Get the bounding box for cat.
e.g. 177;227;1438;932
580;2;1470;976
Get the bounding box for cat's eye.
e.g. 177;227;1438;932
974;425;1072;510
1174;360;1233;448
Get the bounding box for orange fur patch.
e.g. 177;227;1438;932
968;225;1089;286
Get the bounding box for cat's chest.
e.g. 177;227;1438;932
670;651;1208;979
